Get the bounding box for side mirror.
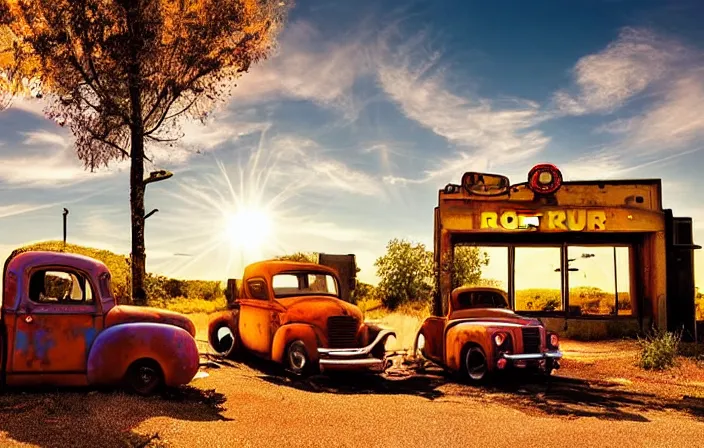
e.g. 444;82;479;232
461;172;510;196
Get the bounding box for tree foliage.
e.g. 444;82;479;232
0;0;290;304
452;246;489;289
374;239;491;310
351;280;376;304
274;252;318;263
373;239;434;309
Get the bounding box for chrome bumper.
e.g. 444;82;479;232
317;329;395;372
500;350;563;361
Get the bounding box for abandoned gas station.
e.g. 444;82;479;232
432;164;701;341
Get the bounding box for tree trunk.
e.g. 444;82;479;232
126;1;147;306
129;126;147;306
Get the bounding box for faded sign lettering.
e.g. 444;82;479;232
480;209;607;231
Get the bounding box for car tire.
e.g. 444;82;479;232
209;322;239;359
125;359;164;396
461;345;489;383
285;340;313;377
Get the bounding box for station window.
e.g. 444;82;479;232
567;246;631;316
514;247;563;312
452;245;508;292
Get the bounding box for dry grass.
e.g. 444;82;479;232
150;296;227;315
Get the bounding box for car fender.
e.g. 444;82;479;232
207;310;239;350
87;322;199;388
362;322;386;345
271;323;322;364
444;322;493;372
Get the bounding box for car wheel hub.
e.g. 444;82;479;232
290;348;306;370
466;348;487;380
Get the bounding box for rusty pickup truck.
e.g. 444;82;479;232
208;259;396;376
414;286;562;382
1;250;200;395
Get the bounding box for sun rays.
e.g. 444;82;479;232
146;131;316;280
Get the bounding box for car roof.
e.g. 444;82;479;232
243;260;338;280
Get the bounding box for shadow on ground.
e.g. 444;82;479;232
458;373;704;423
0;385;229;448
206;352;704;423
204;352;447;400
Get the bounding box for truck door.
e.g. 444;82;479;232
238;277;274;356
11;268;100;373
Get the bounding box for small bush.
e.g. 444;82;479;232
637;328;681;370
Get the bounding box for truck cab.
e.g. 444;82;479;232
208;259;396;376
1;250;200;395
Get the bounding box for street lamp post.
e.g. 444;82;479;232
62;208;69;247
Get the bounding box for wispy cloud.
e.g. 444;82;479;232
556;27;704;174
606;71;704;152
0;202;58;219
228;20;371;117
267;135;386;197
374;30;550;184
553;27;687;115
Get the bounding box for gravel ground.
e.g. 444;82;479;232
1;315;703;447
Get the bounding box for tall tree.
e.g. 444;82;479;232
0;0;290;304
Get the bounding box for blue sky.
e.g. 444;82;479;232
1;0;703;289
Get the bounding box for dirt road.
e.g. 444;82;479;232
1;353;703;448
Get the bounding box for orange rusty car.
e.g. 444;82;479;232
208;260;396;376
1;250;200;395
413;286;562;382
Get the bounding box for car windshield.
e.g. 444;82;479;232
272;272;339;298
456;290;509;310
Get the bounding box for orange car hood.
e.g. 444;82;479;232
448;308;541;326
105;305;197;337
277;295;363;326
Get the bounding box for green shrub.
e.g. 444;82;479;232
637;328;681;370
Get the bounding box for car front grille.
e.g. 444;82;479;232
522;327;541;354
327;315;359;348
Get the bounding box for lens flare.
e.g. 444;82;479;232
146;133;316;280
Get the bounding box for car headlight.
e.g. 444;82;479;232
493;332;506;347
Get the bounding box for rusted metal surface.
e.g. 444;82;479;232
105;305;196;337
1;250;200;393
416;286;561;378
86;322;200;388
208;259;396;374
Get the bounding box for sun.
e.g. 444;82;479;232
223;206;274;254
